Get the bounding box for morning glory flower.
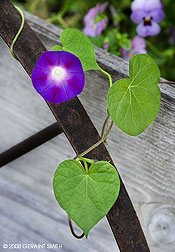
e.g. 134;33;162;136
83;2;108;37
31;51;85;104
121;36;147;61
131;0;165;37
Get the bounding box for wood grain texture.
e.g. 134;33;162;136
0;10;175;252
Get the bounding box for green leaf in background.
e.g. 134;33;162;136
107;54;161;136
88;35;104;48
53;160;120;238
94;13;106;24
50;45;63;51
107;30;118;49
119;37;131;50
60;28;100;71
13;2;24;9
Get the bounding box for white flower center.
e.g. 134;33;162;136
51;66;66;81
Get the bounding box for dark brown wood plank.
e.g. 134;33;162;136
0;122;62;167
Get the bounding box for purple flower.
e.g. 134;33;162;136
131;0;165;37
31;51;85;104
83;2;108;37
121;36;147;61
168;27;175;45
104;42;109;50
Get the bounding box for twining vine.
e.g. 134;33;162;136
11;7;175;239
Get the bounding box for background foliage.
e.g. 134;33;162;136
13;0;175;80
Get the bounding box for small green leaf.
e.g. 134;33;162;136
88;35;104;48
53;160;120;238
119;38;131;50
50;45;63;51
107;54;161;136
94;13;106;24
60;28;100;71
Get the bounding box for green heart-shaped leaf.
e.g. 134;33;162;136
53;160;120;238
107;54;161;136
51;45;63;51
60;28;100;71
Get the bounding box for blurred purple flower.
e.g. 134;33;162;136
83;2;108;37
32;51;85;104
104;42;109;50
169;27;175;45
131;0;165;37
121;36;147;61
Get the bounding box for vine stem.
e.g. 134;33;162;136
101;112;110;138
76;156;95;164
159;80;175;85
74;120;113;160
47;14;68;28
67;215;84;239
10;7;24;60
83;160;89;174
99;67;113;87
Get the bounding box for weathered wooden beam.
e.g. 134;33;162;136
0;1;150;251
0;122;63;168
